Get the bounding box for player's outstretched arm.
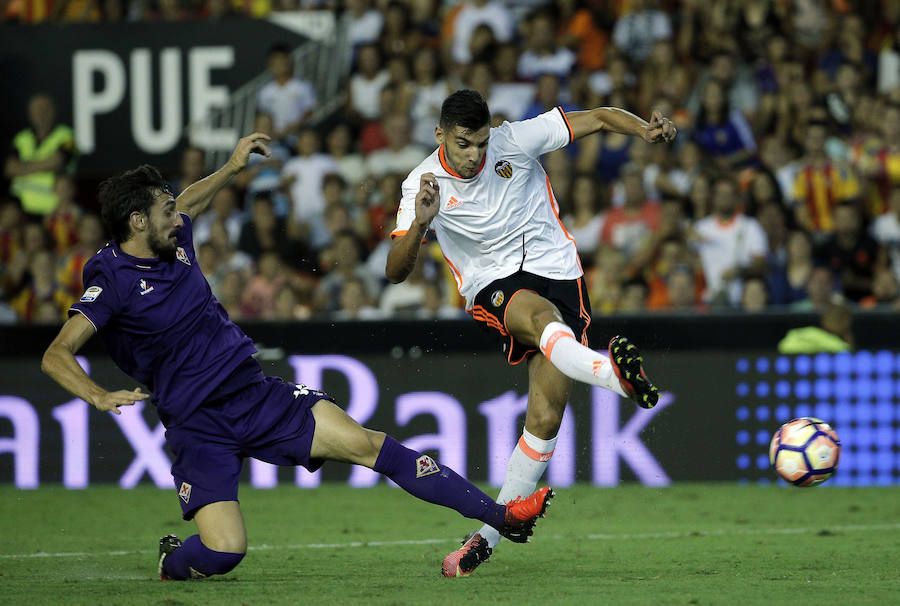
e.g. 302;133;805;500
566;108;677;144
176;133;271;219
41;313;149;415
385;173;441;284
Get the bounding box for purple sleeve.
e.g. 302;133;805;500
68;259;123;331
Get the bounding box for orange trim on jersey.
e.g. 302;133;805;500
441;251;463;290
502;288;538;334
517;436;554;462
576;277;591;345
439;145;486;179
468;305;508;335
557;106;574;144
390;229;408;239
545;174;583;273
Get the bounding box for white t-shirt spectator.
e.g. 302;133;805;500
282;153;339;223
257;78;316;134
563;213;605;257
192;211;245;248
348;9;384;46
517;48;577;80
365;143;429;178
612;9;672;63
489;83;536;122
871;211;900;282
693;214;768;306
450;1;515;64
411;80;450;148
349;71;391;121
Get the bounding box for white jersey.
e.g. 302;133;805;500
392;108;582;308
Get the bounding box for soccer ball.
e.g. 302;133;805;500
768;417;841;486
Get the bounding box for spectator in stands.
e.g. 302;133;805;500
379;252;426;317
522;73;577;121
5;93;76;216
877;22;900;95
241;251;287;319
271;282;313;320
346;0;384;47
326;123;367;188
758;134;801;203
44;175;80;254
416;279;463;319
588;245;627;315
357;83;399;154
745;167;784;218
612;0;672;64
10;248;73;323
410;46;451;148
365;113;427;178
791;120;861;235
192;185;245;247
741;277;768;313
637;41;691;117
557;0;610;72
686;49;760;121
234;112;292;215
601;163;660;260
218;268;246;321
444;0;515;67
859;266;900;310
814;202;878;303
0;200;24;269
665;265;704;312
257;43;316;144
576;120;635;186
563;173;606;258
3;220;49;296
346;43;390;126
57;213;103;296
852;103;900;218
517;8;576;81
334;277;383;320
487;43;537;123
691;79;757;170
314;229;380;312
169;145;205;196
870;186;900;282
206;220;253;300
692;175;768;307
379;1;421;59
617;277;648;313
238;194;315;273
283;127;338;228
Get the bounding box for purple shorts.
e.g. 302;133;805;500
165;376;332;520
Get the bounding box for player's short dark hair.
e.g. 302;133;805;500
98;164;169;244
440;89;491;131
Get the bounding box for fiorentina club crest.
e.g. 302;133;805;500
178;481;192;503
415;455;440;478
176;246;191;266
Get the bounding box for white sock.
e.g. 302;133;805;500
478;429;558;548
539;321;627;397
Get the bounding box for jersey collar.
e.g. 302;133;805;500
439;145;486;180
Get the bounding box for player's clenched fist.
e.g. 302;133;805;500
91;387;150;415
414;172;441;228
644;111;677;144
227;132;272;173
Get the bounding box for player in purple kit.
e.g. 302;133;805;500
40;133;554;581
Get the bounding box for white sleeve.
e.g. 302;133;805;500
744;219;768;262
505;107;573;159
391;172;421;238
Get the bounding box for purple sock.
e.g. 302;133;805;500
163;535;245;580
373;436;506;531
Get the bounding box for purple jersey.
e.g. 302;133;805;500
69;213;257;427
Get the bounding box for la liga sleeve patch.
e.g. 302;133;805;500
79;285;103;303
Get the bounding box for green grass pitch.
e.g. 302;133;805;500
1;483;898;605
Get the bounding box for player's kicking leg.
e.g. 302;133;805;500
307;399;555;574
505;290;659;408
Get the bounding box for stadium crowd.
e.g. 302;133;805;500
4;0;900;325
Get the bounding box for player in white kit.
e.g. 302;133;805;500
385;90;677;577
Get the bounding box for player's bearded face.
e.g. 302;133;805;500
440;125;490;179
147;194;181;262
